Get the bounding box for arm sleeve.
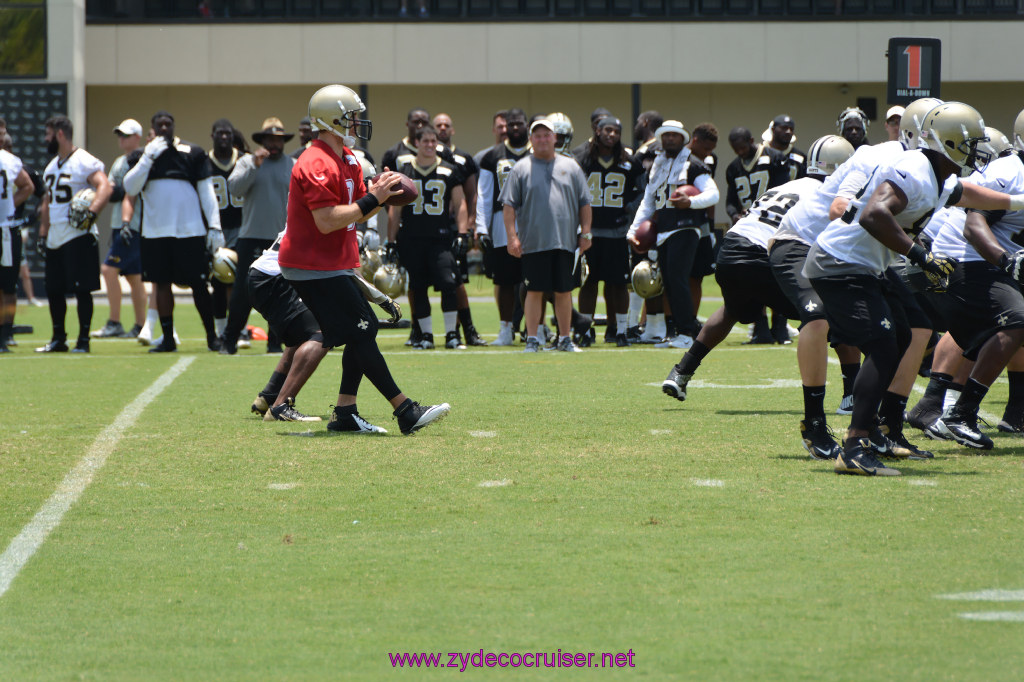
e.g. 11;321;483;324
227;154;258;196
197;176;222;230
122;155;153;197
476;169;494;236
688;173;720;210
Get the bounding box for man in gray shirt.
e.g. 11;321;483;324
220;117;296;354
501;118;592;352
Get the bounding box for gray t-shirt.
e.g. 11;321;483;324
499;154;590;254
228;153;295;241
108;154;141;232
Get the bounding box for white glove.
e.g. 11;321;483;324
206;228;225;254
144;136;169;161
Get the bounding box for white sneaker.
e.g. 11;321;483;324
237;338;252;349
492;326;514;346
638;329;663;344
655;335;694;350
137;323;152;346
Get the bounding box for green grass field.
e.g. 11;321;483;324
2;282;1023;681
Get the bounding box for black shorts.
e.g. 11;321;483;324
810;272;910;348
924;260;1024;361
716;260;800;324
398;237;459;293
883;268;932;330
44;233;101;294
103;229;142;275
768;239;827;328
0;226;23;292
286;274;378;349
691;233;716;278
483;244;522;286
586;236;630;285
141;236;209;287
249;269;320;348
521;249;575;293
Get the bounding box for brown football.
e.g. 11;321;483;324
633;219;657;252
374;173;418;207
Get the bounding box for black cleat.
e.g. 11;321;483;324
464;327;488;346
836;394;854;415
71;338;90;354
933;406;993;450
35;339;69;353
394;400;450;435
445;331;465;349
905;401;942;432
882;427;934;459
615;333;630;347
626;326;642;344
267;397;322;422
997;402;1024;434
327;407;386;433
835;438;901;476
800;418;842;460
148;341;177;353
662;366;691;401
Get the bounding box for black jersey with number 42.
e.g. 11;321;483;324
574;152;642;234
396;159;465;240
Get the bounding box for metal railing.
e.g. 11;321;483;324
85;0;1024;21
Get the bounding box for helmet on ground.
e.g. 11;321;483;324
806;135;855;177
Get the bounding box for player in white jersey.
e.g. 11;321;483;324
661;136;854;460
36;116;113;354
805;103;1024;476
0;148;35;353
904;132;1024;448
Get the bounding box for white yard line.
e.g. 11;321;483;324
0;356;195;599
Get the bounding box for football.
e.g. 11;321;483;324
373;173;418;207
633;219;657;252
670;183;701;205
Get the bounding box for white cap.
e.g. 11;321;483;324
885;106;905;121
113;118;143;137
530;118;554;133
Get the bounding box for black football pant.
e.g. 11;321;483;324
223;238;277;345
659;229;700;338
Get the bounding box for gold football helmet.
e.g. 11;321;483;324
548;112;574;155
631;260;663;299
360;247;382;281
374;262;408;298
920;102;990;177
898;97;943;150
68;188;97;231
211;248;238;284
980;127;1013;160
806;135;855;177
307;84;372;143
1014;108;1024;151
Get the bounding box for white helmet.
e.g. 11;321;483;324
211;248;238;284
358;154;377;184
836;107;869;133
980;127;1013;160
307;84;371;144
631;260;663;299
806;135;855;177
548;112;574;155
899;97;943;149
374;263;407;298
68;188;96;231
919;102;991;177
1014;108;1024;151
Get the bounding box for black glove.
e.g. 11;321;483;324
119;221;133;245
478;233;493;251
378;296;402;323
907;243;955;282
1000;249;1024;283
72;209;97;232
36;236;47;258
453;233;469;259
385;241;399;265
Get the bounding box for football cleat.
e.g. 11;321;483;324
148;342;177;353
881;427;934;460
35;339;69;353
626;326;642;343
327;408;387;434
251;394;271;416
0;345;10;354
615;333;630;347
464;327;488;346
394;400;450;435
835;438;901;476
576;327;595;348
662;366;691;401
905;400;942;432
71;338;90;354
836;394;854;415
492;326;515;346
91;320;125;338
800;418;842;460
445;331;465;349
416;334;435;350
997;402;1024;434
556;337;581;353
933;406;993;450
267;397;322;422
654;335;694;350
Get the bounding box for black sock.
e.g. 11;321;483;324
393;398;413;416
0;321;11;345
263;371;287;397
160;316;175;348
677;341;711;375
879;391;908;434
919;372;952;410
457;307;473;329
664;315;677;338
803;385;826;421
334;404;357;416
76;292;93;341
1008;371;1024;406
957;378;989;412
840;362;860;396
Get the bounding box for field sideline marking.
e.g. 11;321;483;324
0;356;195;600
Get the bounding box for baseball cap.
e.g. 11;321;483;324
530;119;554;133
772;114;795;129
113;118;143;137
886;105;906;121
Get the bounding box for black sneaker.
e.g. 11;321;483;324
71;338;90;354
835;438;901;476
615;333;630;347
327;407;386;433
416;334;435;350
662;366;691;401
905;400;942;432
882;427;934;459
997;401;1024;434
445;331;465;349
800;418;841;460
148;340;177;353
464;327;488;346
267;397;322;422
934;405;993;450
394;400;450;435
35;339;69;353
91;320;125;338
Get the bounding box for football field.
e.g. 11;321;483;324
2;281;1023;681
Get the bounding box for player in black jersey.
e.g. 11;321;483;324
208;118;243;340
574;116;642;346
475;108;532;345
386;125;468;349
764;114;807;181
